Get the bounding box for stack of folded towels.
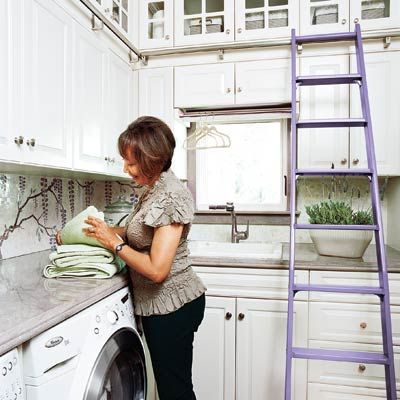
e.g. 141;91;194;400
43;206;125;279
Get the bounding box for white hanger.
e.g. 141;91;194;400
183;115;231;150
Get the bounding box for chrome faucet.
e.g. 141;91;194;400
209;202;250;243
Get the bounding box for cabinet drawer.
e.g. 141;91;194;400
309;271;400;305
193;266;308;300
308;340;400;390
308;382;399;399
309;302;400;345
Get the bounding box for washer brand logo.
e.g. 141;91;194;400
45;336;64;348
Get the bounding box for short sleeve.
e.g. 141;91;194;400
143;191;194;228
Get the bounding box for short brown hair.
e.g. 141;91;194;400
118;116;176;179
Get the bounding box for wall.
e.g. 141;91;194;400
189;177;389;244
0;173;139;260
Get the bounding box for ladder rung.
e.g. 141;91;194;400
295;168;372;176
293;284;384;296
296;32;357;44
295;223;379;231
297;74;362;86
292;347;389;364
297;118;367;128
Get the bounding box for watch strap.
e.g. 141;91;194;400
115;242;127;254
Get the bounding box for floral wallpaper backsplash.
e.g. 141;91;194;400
0;173;140;260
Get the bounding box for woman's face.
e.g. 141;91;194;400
123;148;157;186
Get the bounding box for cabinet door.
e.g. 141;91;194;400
0;0;22;162
300;0;349;35
350;0;400;32
235;58;291;105
236;298;308;400
192;296;236;400
350;50;400;175
175;0;235;46
174;63;235;108
235;0;298;41
22;0;73;168
72;22;108;173
106;48;135;177
298;54;349;169
139;0;173;49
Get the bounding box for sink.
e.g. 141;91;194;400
188;241;282;260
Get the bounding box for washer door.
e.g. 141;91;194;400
84;327;146;400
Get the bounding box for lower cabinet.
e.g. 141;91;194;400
192;267;309;400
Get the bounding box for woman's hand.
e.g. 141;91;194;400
83;216;122;251
55;231;63;245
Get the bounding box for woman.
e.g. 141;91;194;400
82;116;206;400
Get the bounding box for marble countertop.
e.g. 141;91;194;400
0;250;130;356
2;242;400;356
189;243;400;273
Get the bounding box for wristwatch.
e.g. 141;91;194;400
115;242;128;254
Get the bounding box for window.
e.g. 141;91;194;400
190;119;288;212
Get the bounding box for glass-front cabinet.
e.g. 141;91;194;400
88;0;129;35
300;0;400;35
235;0;298;41
139;0;173;49
175;0;235;46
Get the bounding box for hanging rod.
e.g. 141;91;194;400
77;0;146;64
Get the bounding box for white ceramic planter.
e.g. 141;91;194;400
309;229;373;258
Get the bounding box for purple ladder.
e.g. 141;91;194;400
285;24;397;400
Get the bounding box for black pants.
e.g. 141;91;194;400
142;294;206;400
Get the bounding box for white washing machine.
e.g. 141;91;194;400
23;287;146;400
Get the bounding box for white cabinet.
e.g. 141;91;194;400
235;0;299;41
350;50;400;176
139;67;187;179
107;48;135;176
73;22;108;173
192;296;236;400
21;0;73;168
298;54;349;170
300;0;400;35
174;0;235;46
175;58;290;108
139;0;174;50
0;0;22;163
192;267;309;399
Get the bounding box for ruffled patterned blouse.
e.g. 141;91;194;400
125;169;206;316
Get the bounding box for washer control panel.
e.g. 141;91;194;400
0;348;24;400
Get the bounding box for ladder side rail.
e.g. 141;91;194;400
284;27;298;400
355;24;397;399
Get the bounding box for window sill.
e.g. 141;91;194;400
193;211;300;225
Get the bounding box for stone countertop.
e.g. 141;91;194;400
0;250;130;356
189;243;400;273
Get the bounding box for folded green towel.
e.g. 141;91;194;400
44;244;125;279
60;206;105;247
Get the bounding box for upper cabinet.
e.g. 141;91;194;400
139;0;174;49
174;57;291;108
235;0;299;41
300;0;400;35
175;0;235;46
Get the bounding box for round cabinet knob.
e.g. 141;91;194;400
225;312;232;320
358;364;366;372
341;158;347;164
237;28;242;34
106;310;119;324
14;136;24;145
26;138;36;147
238;313;245;320
354;18;359;23
104;156;109;162
226;88;231;93
165;34;170;40
226;29;231;35
111;158;115;164
237;87;242;93
353;158;360;165
342;19;347;25
360;321;367;329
